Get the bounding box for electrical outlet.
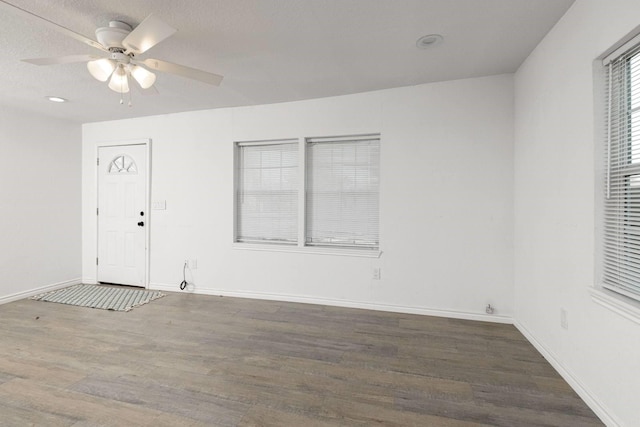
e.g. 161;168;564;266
372;267;381;280
560;308;568;330
190;259;198;269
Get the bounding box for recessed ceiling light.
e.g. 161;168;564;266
46;96;67;103
416;34;443;49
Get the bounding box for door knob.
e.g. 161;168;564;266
137;221;144;227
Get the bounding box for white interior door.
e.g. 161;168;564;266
98;144;147;287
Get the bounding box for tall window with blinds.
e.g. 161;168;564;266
306;136;380;249
603;40;640;301
235;141;298;244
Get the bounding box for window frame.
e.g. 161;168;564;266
233;134;382;258
305;135;380;250
594;29;640;323
234;139;300;246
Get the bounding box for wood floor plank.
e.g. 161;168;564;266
396;388;603;427
0;356;86;387
70;375;250;426
238;404;343;427
0;291;603;426
471;383;597;418
0;377;205;426
320;395;493;427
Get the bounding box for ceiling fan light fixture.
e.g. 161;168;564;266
87;58;116;82
108;65;130;93
4;3;225;106
130;65;156;89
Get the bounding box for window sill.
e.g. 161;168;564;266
233;243;382;258
589;287;640;325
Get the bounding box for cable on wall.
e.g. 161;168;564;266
179;261;188;290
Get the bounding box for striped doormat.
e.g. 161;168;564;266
31;284;165;312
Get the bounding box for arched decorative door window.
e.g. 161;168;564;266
108;154;138;174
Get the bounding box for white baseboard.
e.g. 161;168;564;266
0;278;82;306
513;321;618;427
150;283;513;324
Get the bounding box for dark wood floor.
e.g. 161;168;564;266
0;290;602;426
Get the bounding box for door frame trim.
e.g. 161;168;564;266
95;139;151;289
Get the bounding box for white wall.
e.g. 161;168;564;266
514;1;640;426
0;107;81;303
82;74;514;321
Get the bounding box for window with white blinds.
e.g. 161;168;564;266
235;141;298;244
306;136;380;249
603;39;640;301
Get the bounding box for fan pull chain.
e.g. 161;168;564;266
119;64;125;104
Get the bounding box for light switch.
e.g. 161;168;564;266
152;200;166;210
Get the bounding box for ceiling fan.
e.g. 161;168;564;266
0;0;223;101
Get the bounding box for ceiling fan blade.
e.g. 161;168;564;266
138;58;223;86
122;14;176;55
0;0;107;52
22;54;103;66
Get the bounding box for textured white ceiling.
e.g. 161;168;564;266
0;0;575;123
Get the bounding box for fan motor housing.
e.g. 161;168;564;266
95;21;132;49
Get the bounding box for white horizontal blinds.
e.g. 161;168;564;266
236;141;298;244
603;42;640;301
306;135;380;249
